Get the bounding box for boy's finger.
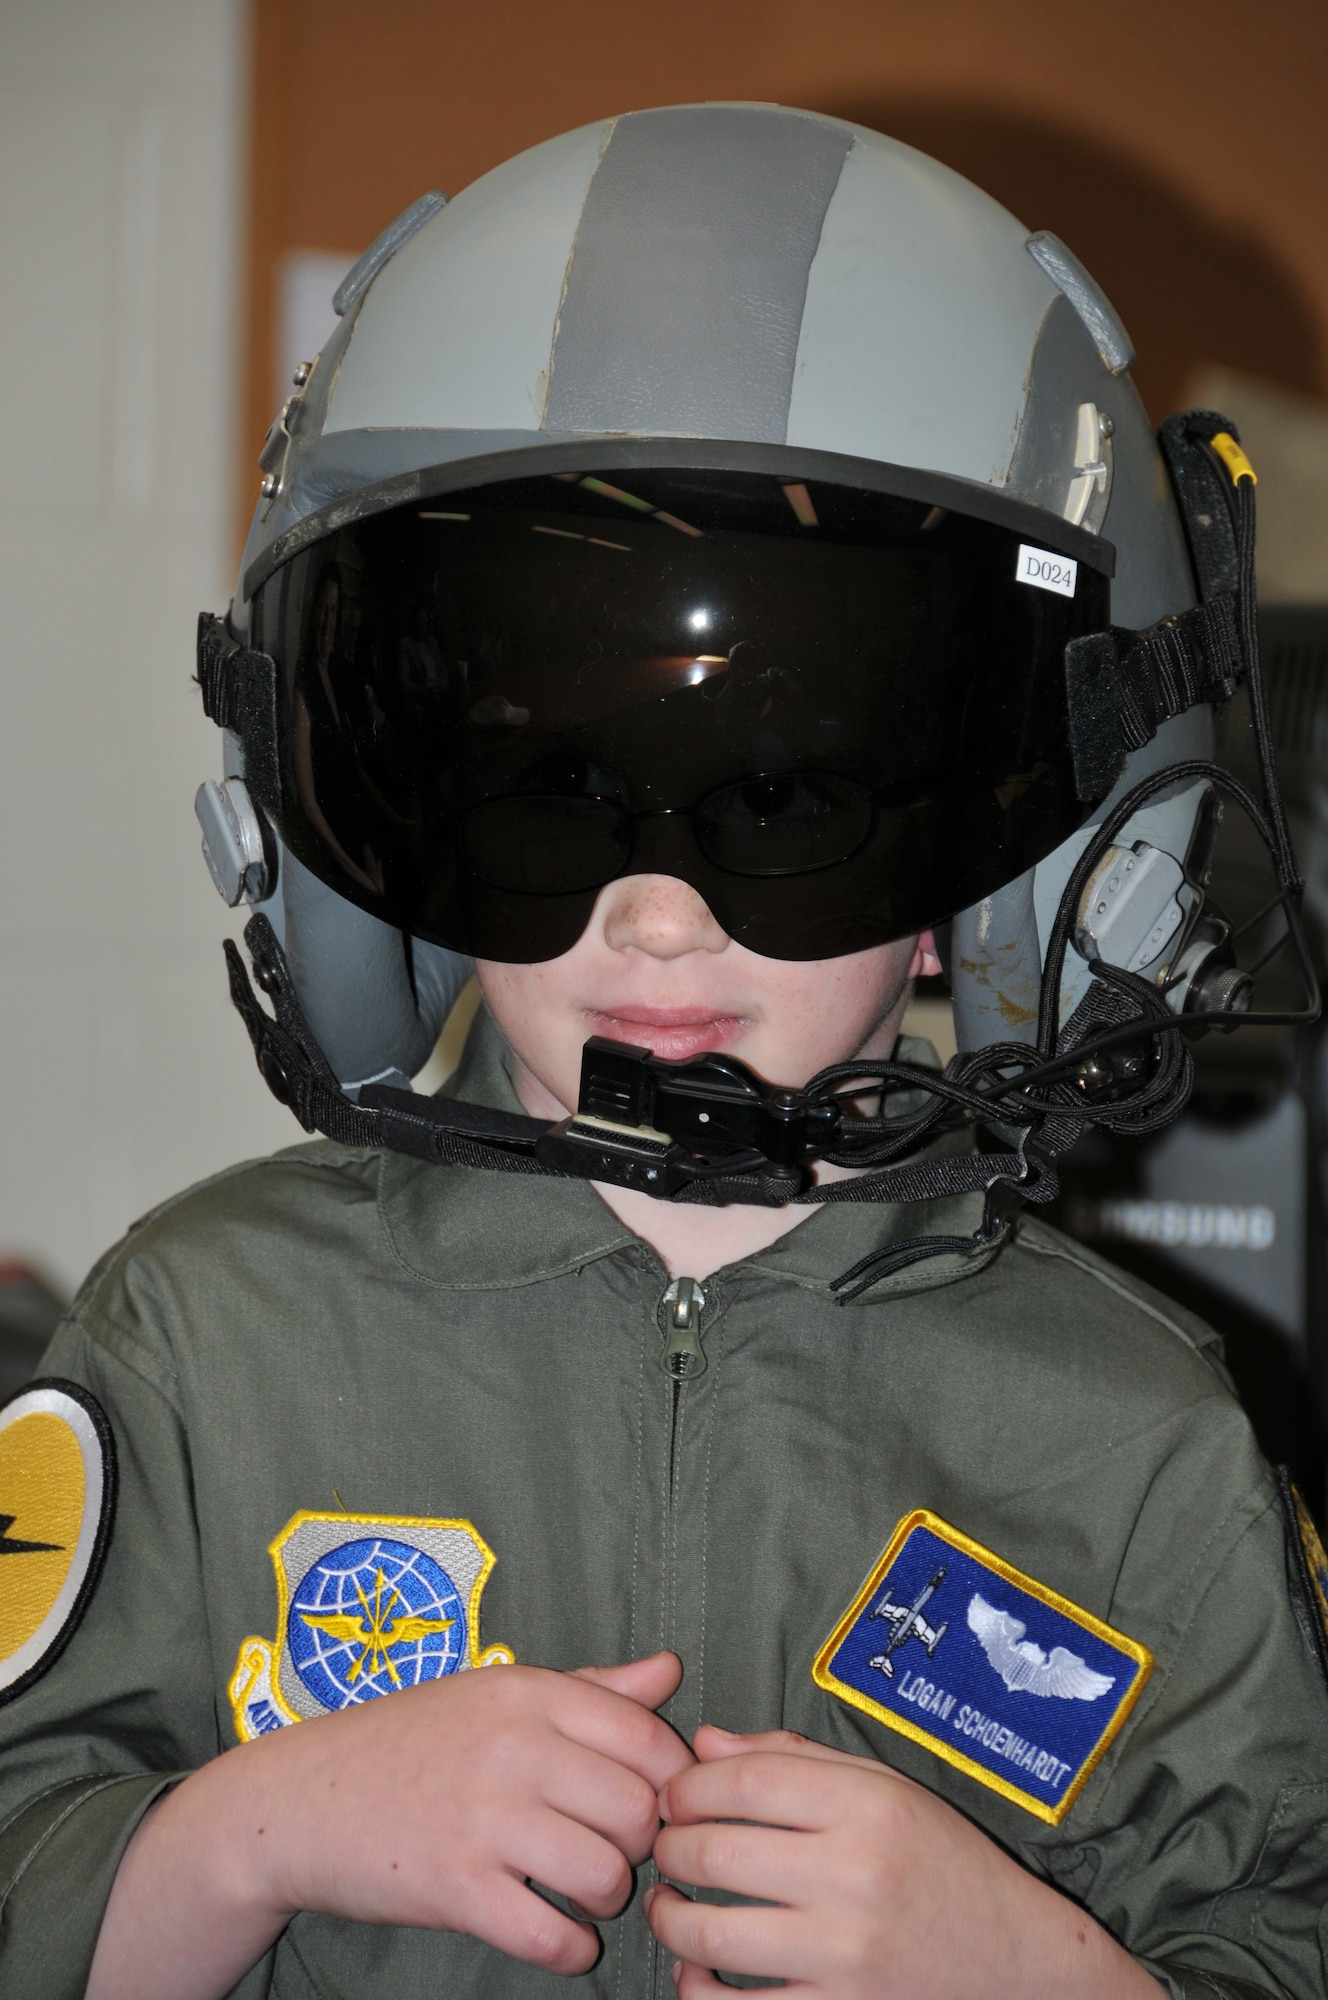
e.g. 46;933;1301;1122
466;1871;602;1976
539;1747;674;1865
645;1881;793;1980
572;1652;684;1711
672;1963;727;2000
513;1812;635;1920
655;1817;808;1907
659;1749;872;1832
553;1676;696;1790
692;1724;890;1771
673;1961;813;2000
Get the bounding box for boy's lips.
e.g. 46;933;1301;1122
587;1005;749;1062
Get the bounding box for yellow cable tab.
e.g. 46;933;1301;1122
1210;431;1257;485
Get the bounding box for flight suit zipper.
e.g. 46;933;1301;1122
659;1276;707;1380
650;1275;709;2000
659;1275;707;1496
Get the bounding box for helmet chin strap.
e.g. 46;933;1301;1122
224;813;1299;1304
226;903;1049;1305
227;906;1057;1217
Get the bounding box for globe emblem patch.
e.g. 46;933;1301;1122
288;1536;467;1708
229;1510;514;1742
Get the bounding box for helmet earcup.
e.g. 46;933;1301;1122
270;843;472;1089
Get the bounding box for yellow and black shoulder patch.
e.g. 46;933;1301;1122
1277;1467;1328;1694
0;1380;115;1703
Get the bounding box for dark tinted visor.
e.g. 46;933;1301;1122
251;465;1111;961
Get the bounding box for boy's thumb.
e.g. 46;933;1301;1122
571;1650;683;1708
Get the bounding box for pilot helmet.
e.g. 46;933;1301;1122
198;103;1236;1100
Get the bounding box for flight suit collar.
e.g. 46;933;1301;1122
376;1008;641;1289
375;1006;998;1302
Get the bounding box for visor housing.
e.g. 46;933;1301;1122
251;461;1112;961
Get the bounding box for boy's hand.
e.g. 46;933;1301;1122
647;1726;1163;2000
262;1652;693;1965
89;1653;693;2000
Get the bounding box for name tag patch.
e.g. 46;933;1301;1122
812;1510;1151;1823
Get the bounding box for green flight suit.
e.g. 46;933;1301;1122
1;1011;1326;1999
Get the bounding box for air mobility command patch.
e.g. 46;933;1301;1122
812;1510;1152;1824
230;1510;515;1742
0;1380;115;1704
1276;1467;1328;1694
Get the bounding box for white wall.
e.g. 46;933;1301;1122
0;0;297;1298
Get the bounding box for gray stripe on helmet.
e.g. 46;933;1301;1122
545;105;852;443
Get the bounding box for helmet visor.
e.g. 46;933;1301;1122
251;465;1111;961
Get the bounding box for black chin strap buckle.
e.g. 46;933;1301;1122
534;1115;692;1197
530;1035;828;1204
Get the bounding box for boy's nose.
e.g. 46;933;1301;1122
598;874;730;958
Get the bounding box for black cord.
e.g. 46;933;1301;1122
829;1233;989;1302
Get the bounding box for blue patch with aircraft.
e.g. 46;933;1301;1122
812;1510;1152;1824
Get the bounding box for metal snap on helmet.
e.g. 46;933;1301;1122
197;103;1261;1098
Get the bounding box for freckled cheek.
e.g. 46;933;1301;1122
750;971;860;1074
775;952;911;1069
478;964;568;1039
475;962;589;1110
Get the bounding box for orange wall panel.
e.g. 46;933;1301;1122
239;0;1328;554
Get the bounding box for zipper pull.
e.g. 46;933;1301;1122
658;1276;707;1380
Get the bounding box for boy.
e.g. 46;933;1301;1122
2;105;1325;2000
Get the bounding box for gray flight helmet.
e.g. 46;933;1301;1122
201;103;1206;1085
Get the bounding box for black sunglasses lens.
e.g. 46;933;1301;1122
696;772;874;877
459;795;633;894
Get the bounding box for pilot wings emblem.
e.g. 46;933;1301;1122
967;1593;1115;1701
300;1566;456;1687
